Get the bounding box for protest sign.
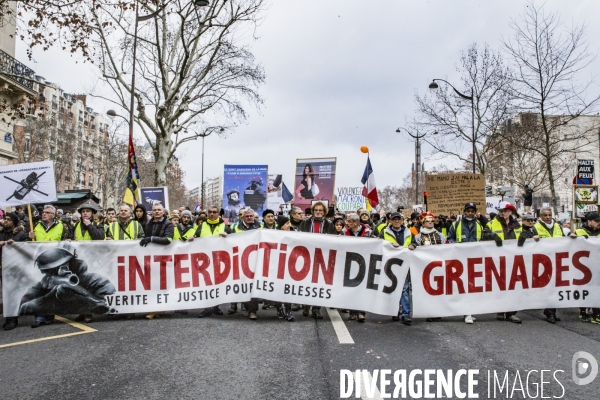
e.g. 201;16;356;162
293;158;336;210
409;237;600;318
425;173;486;216
335;187;366;211
222;165;268;224
140;187;169;214
577;159;594;184
0;161;57;207
1;231;409;317
486;196;502;214
267;174;285;212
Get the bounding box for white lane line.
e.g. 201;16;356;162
355;370;383;400
325;308;354;344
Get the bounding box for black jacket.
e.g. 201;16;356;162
0;225;29;267
298;217;336;234
144;217;174;245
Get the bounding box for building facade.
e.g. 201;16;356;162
203;176;223;209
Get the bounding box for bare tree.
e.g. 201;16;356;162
414;43;514;175
88;0;265;186
502;1;600;212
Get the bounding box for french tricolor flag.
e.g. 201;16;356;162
361;156;379;208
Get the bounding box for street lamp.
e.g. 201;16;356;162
396;127;436;205
428;78;476;174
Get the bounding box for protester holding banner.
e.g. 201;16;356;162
140;203;174;320
133;204;149;230
343;213;373;322
447;203;483;244
298;201;335;319
173;211;195;241
380;212;416;325
1;212;29;330
414;212;446;246
332;216;345;235
288;207;304;231
570;212;600;324
270;216;295;322
483;201;522;324
73;200;106;242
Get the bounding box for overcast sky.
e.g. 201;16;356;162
16;0;600;195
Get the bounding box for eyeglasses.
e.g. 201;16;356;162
422;218;434;222
314;209;324;213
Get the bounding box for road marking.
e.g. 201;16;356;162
354;370;383;400
0;316;96;349
326;308;354;344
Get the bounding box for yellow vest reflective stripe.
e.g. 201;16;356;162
34;221;63;242
383;227;412;247
486;219;522;240
454;220;482;242
533;222;563;238
199;222;226;237
109;220;141;240
376;223;387;234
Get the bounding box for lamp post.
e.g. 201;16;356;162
396;127;435;205
428;79;476;174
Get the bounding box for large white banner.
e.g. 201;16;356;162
1;231;409;317
409;237;600;318
0;161;57;206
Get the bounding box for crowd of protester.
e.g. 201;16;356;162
1;198;599;331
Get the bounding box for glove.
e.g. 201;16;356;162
139;237;152;247
493;234;503;247
517;235;526;247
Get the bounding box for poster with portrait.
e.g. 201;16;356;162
293;158;336;210
222;165;268;224
267;174;285;212
139;187;169;215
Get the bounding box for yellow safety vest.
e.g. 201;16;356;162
533;222;564;238
376;223;387;235
454;219;483;242
174;224;195;241
74;222;106;241
109;220;143;240
33;221;64;242
198;221;226;237
575;227;599;237
486;218;522;240
382;226;413;247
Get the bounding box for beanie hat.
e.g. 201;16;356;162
262;209;275;218
5;212;19;225
276;215;289;229
181;210;193;218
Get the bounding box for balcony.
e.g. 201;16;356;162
0;49;36;96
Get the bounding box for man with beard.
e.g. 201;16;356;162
288;206;304;231
223;189;245;224
1;212;29;330
174;210;195;241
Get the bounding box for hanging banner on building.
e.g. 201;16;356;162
425;173;486;216
222;165;268;224
1;231;409;317
267;174;285;212
577;159;595;185
336;187;366;212
293;158;337;210
409;237;600;318
140;187;169;214
0;161;57;207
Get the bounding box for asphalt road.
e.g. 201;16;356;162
0;306;599;400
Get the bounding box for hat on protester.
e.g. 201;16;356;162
262;209;275;218
181;210;193;218
410;211;420;220
4;212;19;225
276;215;290;229
419;212;435;222
464;202;477;212
522;214;536;221
57;209;64;214
586;212;600;222
359;210;370;217
389;212;404;220
332;216;345;226
77;199;100;214
496;201;517;212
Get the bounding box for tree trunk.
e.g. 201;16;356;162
154;136;171;187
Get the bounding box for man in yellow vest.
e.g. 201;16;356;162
570;212;600;324
28;204;67;328
190;205;229;318
379;212;416;325
174;210;195;241
107;204;145;241
483;201;522;323
530;207;564;323
73;199;106;323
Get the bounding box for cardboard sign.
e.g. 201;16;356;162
425;174;486;216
